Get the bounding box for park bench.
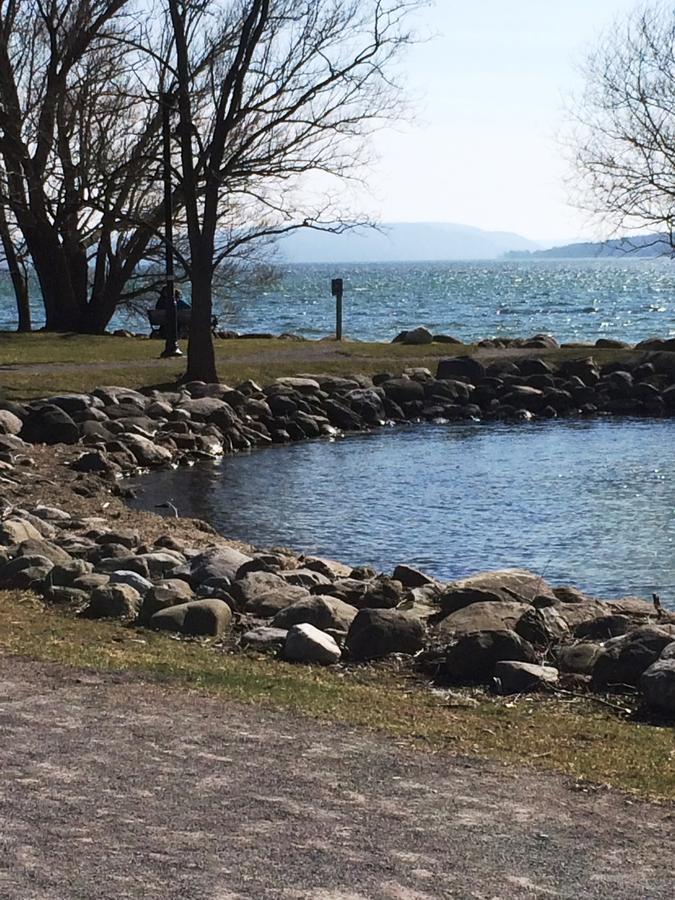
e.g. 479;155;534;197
147;308;219;339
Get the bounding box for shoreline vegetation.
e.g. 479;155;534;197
1;331;674;801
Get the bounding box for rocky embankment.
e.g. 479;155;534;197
1;347;675;716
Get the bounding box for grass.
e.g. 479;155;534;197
1;590;673;800
0;330;644;401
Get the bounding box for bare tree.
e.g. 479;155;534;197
573;2;675;248
0;0;179;331
165;0;424;383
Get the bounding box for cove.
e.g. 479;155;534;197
129;418;675;606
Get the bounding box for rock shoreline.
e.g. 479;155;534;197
1;345;675;716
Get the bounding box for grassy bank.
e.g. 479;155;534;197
1;590;672;800
0;331;641;401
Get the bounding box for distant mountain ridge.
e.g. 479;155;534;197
278;222;542;263
504;233;674;260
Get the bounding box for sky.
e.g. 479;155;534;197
361;0;641;243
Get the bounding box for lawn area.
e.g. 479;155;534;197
1;590;672;800
0;331;642;401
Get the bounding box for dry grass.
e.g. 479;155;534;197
0;331;643;401
1;590;672;800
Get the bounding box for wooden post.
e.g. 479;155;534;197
331;277;343;341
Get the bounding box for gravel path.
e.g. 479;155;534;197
0;654;673;900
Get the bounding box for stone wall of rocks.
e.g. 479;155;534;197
1;349;675;716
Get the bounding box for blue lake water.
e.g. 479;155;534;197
129;419;675;606
1;258;675;342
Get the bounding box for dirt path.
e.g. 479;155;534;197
0;654;672;900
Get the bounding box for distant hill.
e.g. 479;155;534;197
504;233;674;260
278;222;542;263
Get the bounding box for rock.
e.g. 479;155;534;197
243;585;311;618
0;555;54;589
227;571;292;609
72;573;110;592
0;517;43;545
574;615;633;640
437;600;530;636
49;559;94;586
640;660;675;713
241;626;288;651
13;539;72;566
439;569;556;614
278;568;331;589
94;529;140;549
136;551;187;579
28;505;69;524
21;404;80;445
0;409;23;435
190;547;252;585
346;608;426;660
139;581;194;623
380;377;425;406
494;661;559;694
182;599;232;637
302;556;352;580
662;642;675;660
516;606;570;646
84;584;142;619
392;564;435;588
436;356;485;382
592;626;675;689
272;595;358;632
96;555;151;579
122;434;174;467
283;623;341;665
440;630;538;683
109;570;154;594
151;598;232;636
401;326;433;345
557;643;602;675
314;576;404;610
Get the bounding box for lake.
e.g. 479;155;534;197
129;418;675;606
1;258;674;343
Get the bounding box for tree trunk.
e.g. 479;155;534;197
0;207;31;332
185;264;218;383
21;221;83;331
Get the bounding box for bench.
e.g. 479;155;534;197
148;308;193;339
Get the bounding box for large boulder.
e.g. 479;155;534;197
379;378;425;406
346;608;426;660
314;575;404;610
13;539;72;566
0;555;54;589
440;629;538;683
437;600;530;636
592;626;675;689
516;606;570;646
283;623;341;665
400;326;433;345
190;547;252;586
227;571;290;610
150;598;231;636
243;585;310;618
84;584;142;619
0;517;43;545
392;564;435;589
640;660;675;714
436;356;485;382
122;434;174;467
439;569;556;614
557;642;602;675
272;595;358;632
21;404;79;445
0;409;23;435
182;599;232;636
494;661;559;694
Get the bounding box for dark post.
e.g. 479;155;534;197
160;90;182;358
331;277;343;341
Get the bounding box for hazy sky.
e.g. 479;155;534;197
363;0;640;242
